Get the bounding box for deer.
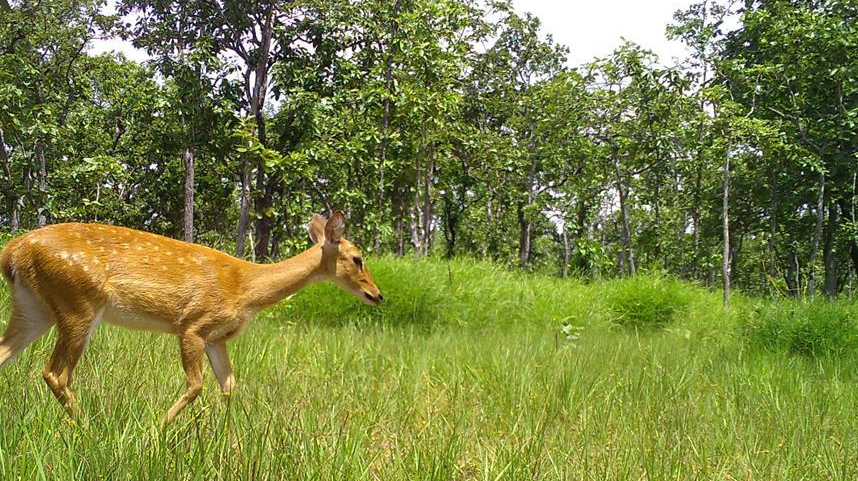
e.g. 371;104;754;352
0;211;382;423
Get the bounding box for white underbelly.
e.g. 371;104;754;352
102;304;176;334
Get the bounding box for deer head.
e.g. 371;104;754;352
307;211;383;305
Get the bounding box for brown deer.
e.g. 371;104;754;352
0;211;382;422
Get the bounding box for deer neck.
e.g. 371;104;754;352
242;245;325;311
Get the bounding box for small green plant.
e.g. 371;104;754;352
605;274;692;328
741;299;858;357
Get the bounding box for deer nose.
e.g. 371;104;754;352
378;293;384;302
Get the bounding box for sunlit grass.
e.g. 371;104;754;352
0;256;856;480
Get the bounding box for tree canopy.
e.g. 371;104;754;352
1;0;856;298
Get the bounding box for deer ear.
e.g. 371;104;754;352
307;213;327;244
325;211;346;243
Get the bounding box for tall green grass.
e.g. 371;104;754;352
740;298;858;357
0;255;856;480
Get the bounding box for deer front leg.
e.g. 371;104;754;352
205;341;236;395
165;334;205;424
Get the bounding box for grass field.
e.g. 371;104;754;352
1;256;857;480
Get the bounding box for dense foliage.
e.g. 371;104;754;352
1;0;856;297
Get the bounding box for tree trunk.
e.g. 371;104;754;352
0;126;18;233
393;184;406;257
410;202;421;258
182;146;195;242
730;233;741;290
793;249;801;296
8;198;18;232
837;197;858;281
692;165;702;278
412;146;423;257
783;249;793;291
375;98;388;252
421;141;434;256
442;193;457;258
654;171;662;267
485;192;494;259
612;146;635;276
375;0;399;253
36;140;47;227
824;201;839;297
250;10;274;260
236;156;252;259
807;171;825;297
562;227;570;278
517;202;531;269
270;225;282;259
768;182;779;296
722;152;730;308
575;201;591;274
253;174;275;260
692;52;708;279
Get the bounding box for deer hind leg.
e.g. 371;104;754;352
42;306;101;416
205;341;236;395
165;334;206;424
0;281;55;368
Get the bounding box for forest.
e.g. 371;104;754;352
1;0;857;300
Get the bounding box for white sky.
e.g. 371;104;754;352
515;0;694;66
91;0;696;67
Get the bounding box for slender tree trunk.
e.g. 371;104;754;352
807;171;825;297
612;146;635;276
722;152;731;308
848;193;855;298
374;0;399;253
730;233;741;290
838;197;858;281
824;201;839;297
422;141;434;256
413;145;423;257
236;156;252;259
850;186;855;296
485;190;495;259
36;140;47;227
0;126;18;233
793;249;801;296
251;10;274;260
692;52;708;280
393;185;405;257
784;253;796;294
654;171;662;267
270;225;282;259
376;100;388;252
182;146;195;242
562;227;570;278
575;201;590;274
253;174;275;260
7;198;18;233
410;203;421;258
517;202;531;269
768;188;779;296
692;165;702;278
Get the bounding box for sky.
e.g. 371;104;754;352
515;0;693;66
91;0;697;66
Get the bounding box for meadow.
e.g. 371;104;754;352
1;256;857;480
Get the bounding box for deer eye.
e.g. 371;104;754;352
353;256;363;269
